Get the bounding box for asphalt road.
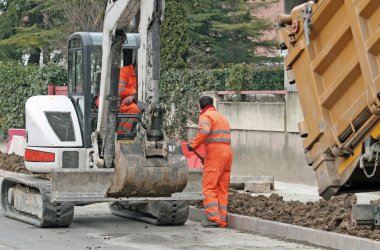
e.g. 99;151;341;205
0;203;325;250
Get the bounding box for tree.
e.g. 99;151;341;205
0;0;65;64
0;0;105;64
183;0;275;68
54;0;106;57
0;0;276;68
161;0;189;71
0;0;27;62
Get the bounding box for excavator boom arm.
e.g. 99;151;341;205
96;0;165;168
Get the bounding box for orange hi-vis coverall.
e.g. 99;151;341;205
191;105;233;227
118;65;140;132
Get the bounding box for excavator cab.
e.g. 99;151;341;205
115;48;142;141
67;32;141;147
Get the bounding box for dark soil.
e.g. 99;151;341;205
0;151;32;174
192;190;380;240
0;151;50;178
370;199;380;205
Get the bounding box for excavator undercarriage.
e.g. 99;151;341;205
109;200;190;226
0;162;201;227
0;172;74;227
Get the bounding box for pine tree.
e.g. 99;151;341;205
183;0;275;68
161;0;189;71
0;0;105;64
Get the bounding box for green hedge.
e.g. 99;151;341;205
160;64;284;139
0;61;282;141
0;61;66;139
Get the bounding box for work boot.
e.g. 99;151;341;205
201;219;219;228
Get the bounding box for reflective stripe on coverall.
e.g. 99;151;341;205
118;65;139;133
118;65;137;99
191;105;233;227
118;102;140;132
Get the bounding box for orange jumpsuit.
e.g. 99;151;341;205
118;65;140;132
191;105;233;227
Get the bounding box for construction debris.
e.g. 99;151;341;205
230;176;274;191
192;190;380;240
0;152;50;179
244;181;271;193
0;151;31;174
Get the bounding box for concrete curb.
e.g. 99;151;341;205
189;207;380;250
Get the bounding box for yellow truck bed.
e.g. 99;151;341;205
277;0;380;199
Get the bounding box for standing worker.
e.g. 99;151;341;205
188;96;233;228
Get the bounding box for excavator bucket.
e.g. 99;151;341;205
107;141;188;197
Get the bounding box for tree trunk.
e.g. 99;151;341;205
42;48;50;64
28;48;41;65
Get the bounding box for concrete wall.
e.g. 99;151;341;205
218;102;285;132
189;91;317;186
231;131;316;185
286;91;304;132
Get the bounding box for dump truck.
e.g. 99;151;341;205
277;0;380;225
0;0;202;228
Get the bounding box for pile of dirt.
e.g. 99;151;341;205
0;152;50;179
0;151;32;174
193;190;380;240
370;199;380;205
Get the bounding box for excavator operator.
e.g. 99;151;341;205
117;49;140;133
188;96;233;228
94;49;140;134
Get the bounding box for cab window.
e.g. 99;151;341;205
68;49;84;94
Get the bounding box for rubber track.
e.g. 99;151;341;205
0;176;74;227
109;200;189;225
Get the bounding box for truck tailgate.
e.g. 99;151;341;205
278;0;380;199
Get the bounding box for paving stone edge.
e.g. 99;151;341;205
189;207;380;250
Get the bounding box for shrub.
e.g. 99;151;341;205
0;61;66;138
160;64;283;139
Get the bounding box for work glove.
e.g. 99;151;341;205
187;143;193;152
123;95;135;105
